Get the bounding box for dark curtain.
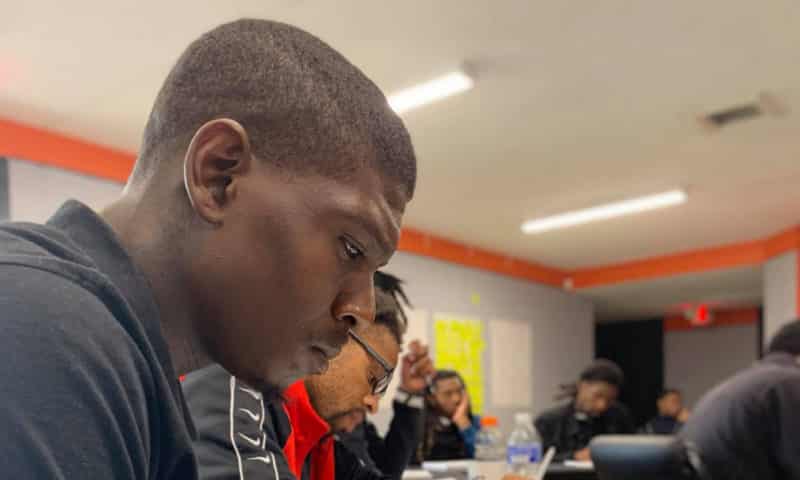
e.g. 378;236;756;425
595;318;664;428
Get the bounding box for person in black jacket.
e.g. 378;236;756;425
642;389;689;435
0;19;417;479
534;359;635;462
679;320;800;480
335;337;430;480
335;272;430;480
184;271;432;480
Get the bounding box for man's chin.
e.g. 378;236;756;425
328;410;366;433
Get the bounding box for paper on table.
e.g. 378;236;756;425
489;318;533;407
563;460;594;469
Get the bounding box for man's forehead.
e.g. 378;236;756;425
324;181;404;250
438;378;463;389
361;324;400;361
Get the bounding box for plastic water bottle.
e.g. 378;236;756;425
475;416;504;460
507;412;542;476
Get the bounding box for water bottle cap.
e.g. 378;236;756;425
480;416;499;427
514;412;532;424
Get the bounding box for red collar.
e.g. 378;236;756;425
282;381;335;480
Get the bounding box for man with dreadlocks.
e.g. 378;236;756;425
335;273;431;480
183;271;433;480
534;359;635;462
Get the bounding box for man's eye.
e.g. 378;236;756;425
343;238;364;260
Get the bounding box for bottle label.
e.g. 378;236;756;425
507;444;542;463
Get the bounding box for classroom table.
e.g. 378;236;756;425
543;463;598;480
409;460;598;480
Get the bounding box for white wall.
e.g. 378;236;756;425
664;324;758;408
764;251;797;345
7;158;122;222
373;251;595;435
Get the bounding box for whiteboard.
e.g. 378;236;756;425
489;318;533;407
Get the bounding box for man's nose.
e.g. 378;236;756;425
333;276;376;330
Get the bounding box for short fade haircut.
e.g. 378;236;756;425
133;19;416;198
767;320;800;356
373;271;410;345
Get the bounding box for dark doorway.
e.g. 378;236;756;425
596;318;664;428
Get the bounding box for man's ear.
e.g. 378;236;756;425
183;118;253;225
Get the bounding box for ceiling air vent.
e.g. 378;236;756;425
698;91;787;131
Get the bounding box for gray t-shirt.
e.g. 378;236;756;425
680;352;800;480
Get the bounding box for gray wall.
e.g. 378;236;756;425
373;251;595;435
664;324;758;408
6;158;121;222
0;158;8;220
764;251;797;346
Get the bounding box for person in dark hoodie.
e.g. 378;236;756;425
0;18;415;479
184;271;432;480
642;389;689;435
534;359;635;462
679;320;800;480
334;273;432;480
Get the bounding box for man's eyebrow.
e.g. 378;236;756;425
340;209;399;261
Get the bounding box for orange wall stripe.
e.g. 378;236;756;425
763;226;800;258
398;228;565;286
0;118;568;287
568;240;768;289
0;118;135;183
664;306;760;332
4;117;800;291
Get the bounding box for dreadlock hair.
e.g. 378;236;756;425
556;359;625;400
131;18;416;199
416;369;474;463
373;271;411;345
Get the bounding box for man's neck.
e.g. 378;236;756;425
101;194;211;376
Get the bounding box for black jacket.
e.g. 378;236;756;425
184;363;394;480
642;416;682;435
534;401;635;461
336;392;424;480
0;201;196;479
680;352;800;480
183;364;294;480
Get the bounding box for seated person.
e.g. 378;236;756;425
336;340;433;480
183;271;431;480
680;321;800;480
337;275;432;480
534;359;635;462
642;389;689;434
414;370;481;463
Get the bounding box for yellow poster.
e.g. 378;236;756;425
433;314;486;414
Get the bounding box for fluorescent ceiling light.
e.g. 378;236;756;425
388;71;474;114
521;189;688;234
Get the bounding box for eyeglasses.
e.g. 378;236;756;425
348;329;395;397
